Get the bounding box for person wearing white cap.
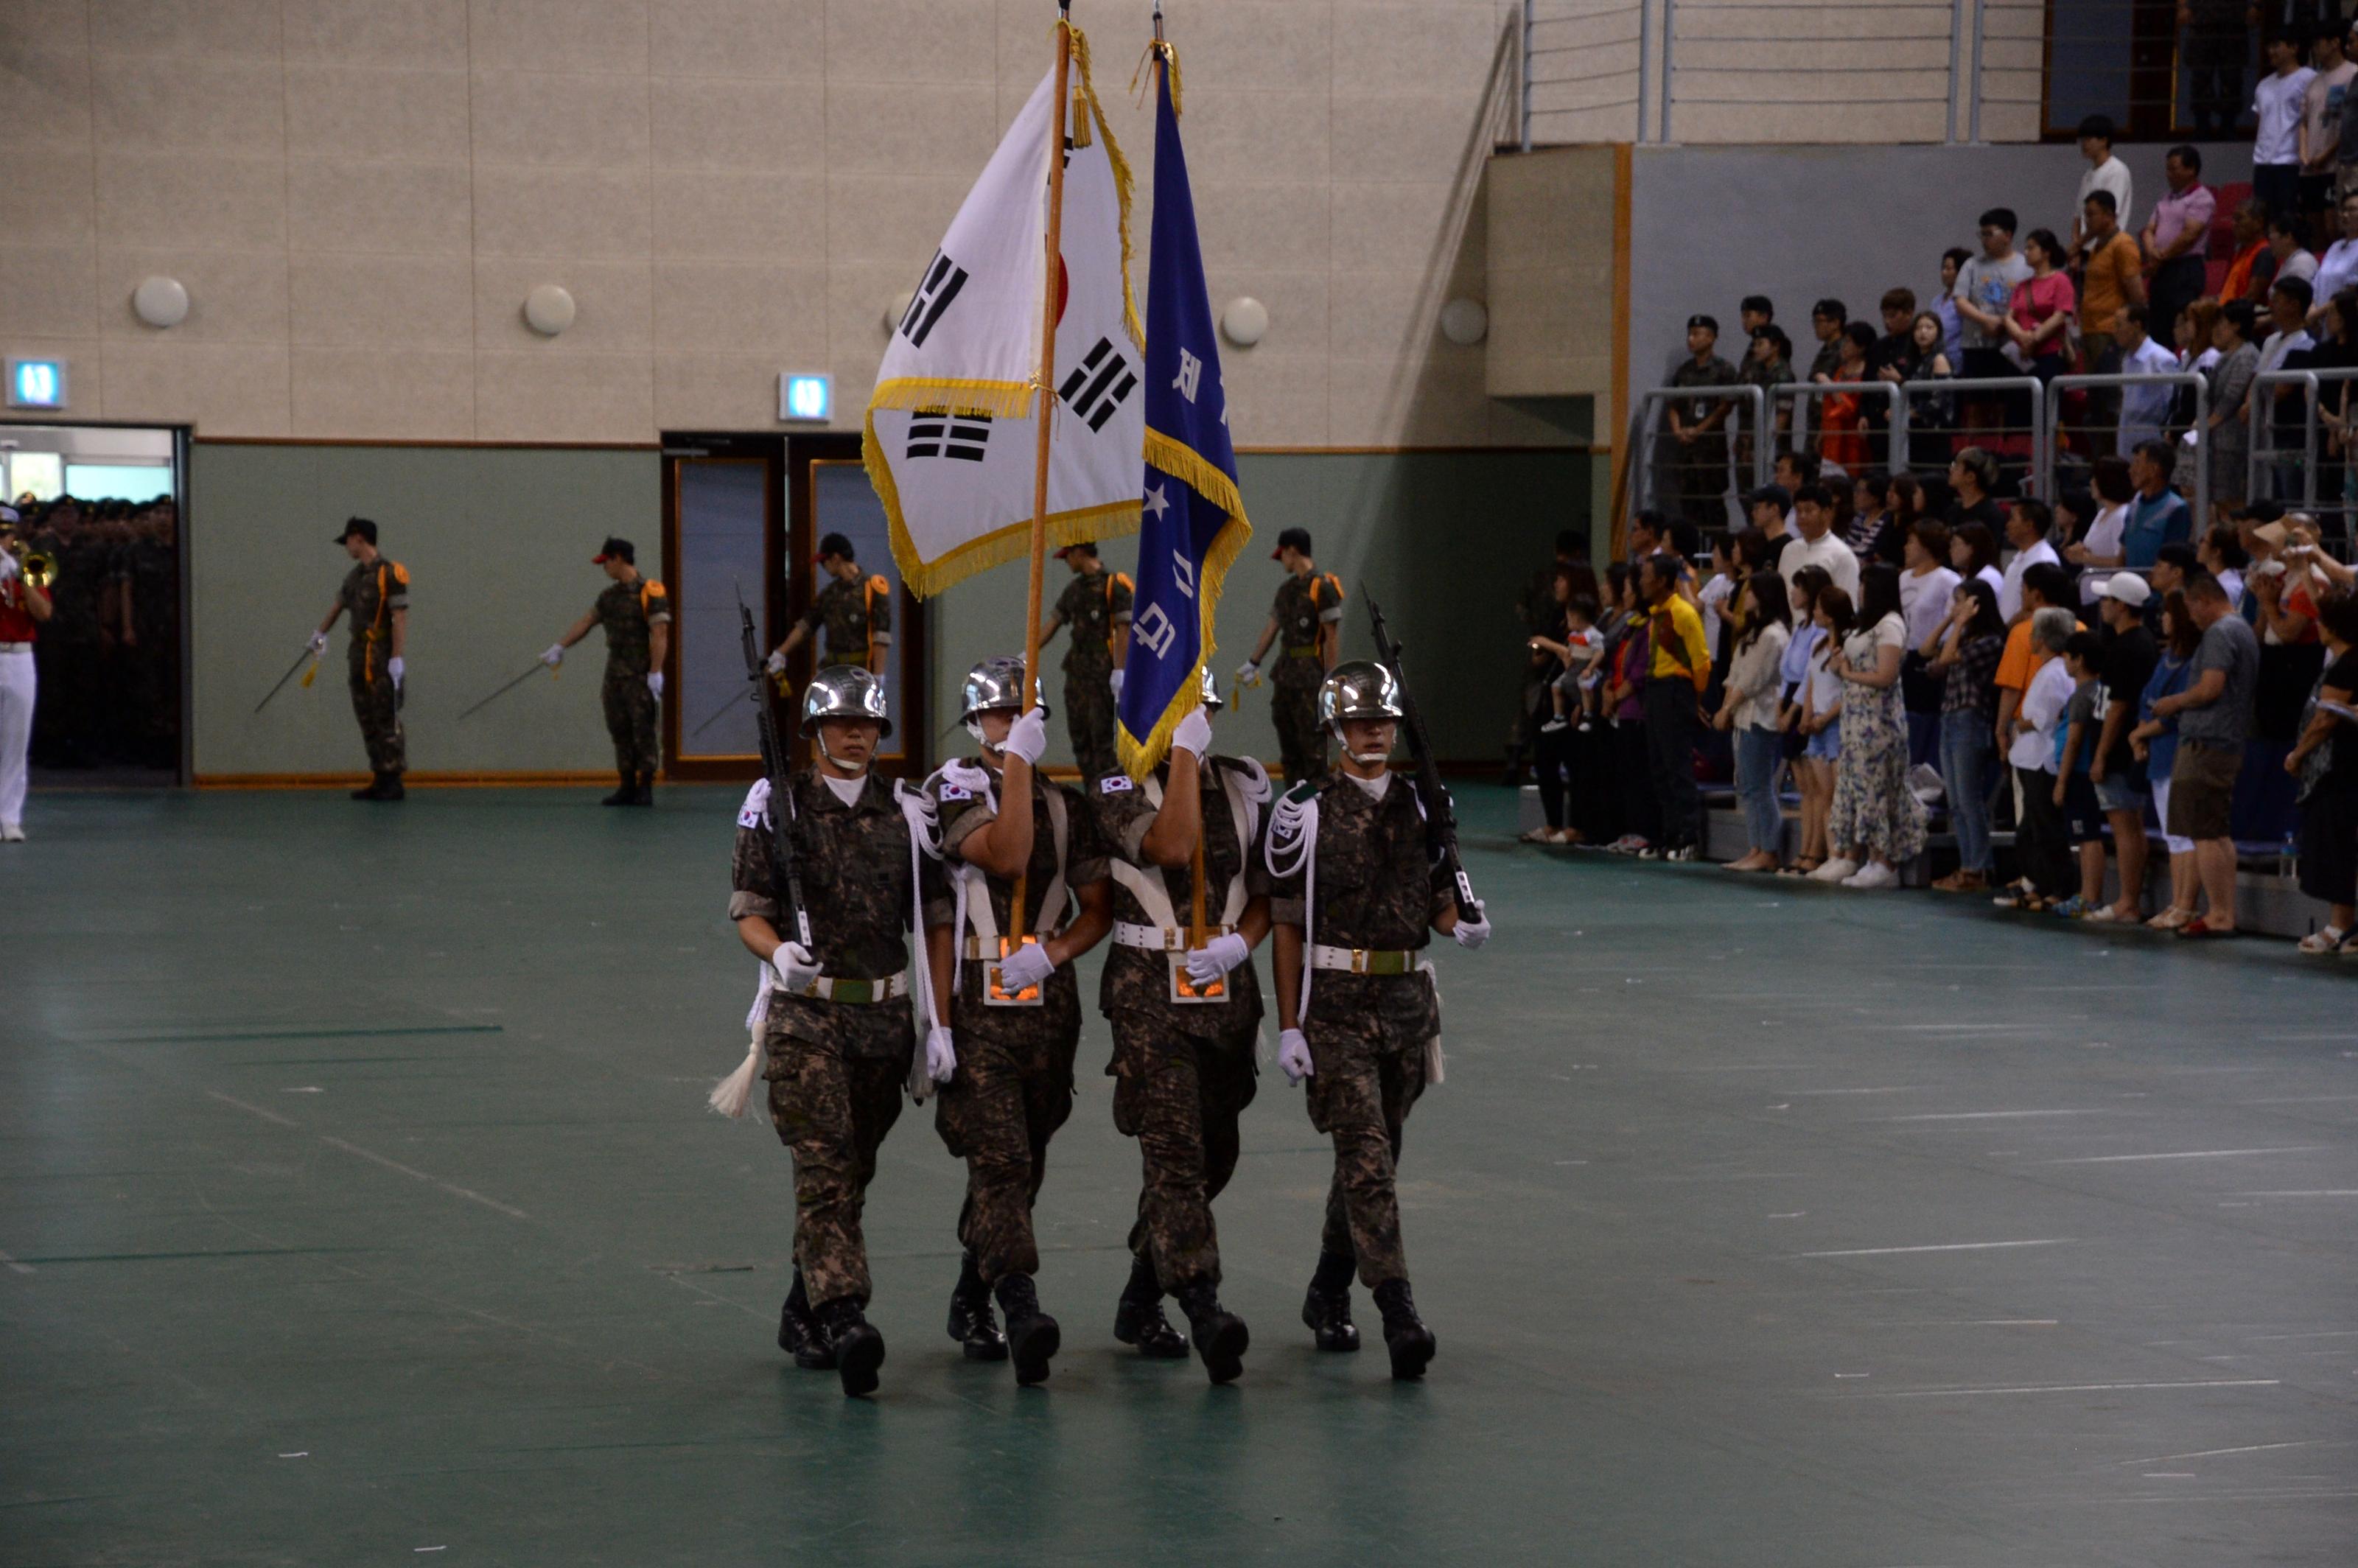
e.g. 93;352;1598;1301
2084;573;2160;921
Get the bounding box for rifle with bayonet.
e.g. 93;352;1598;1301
1362;591;1480;925
738;584;813;952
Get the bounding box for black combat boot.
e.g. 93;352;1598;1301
993;1272;1060;1387
816;1297;884;1398
1301;1250;1360;1353
349;772;383;800
632;770;656;805
1111;1254;1188;1359
1175;1277;1249;1386
376;771;405;801
601;771;633;806
1373;1278;1436;1381
945;1252;1008;1362
777;1268;836;1371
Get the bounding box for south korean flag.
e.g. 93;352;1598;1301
863;26;1144;598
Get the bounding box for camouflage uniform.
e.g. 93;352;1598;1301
1267;774;1449;1288
592;574;669;776
337;557;409;774
803;570;890;670
1087;758;1267;1291
1053;567;1131;780
1269;572;1343;785
928;758;1108;1284
1668;353;1741;533
730;769;934;1310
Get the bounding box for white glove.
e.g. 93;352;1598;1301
387;655;405;689
1452;899;1491;950
1235;659;1261;686
770;941;822;992
926;1023;957;1083
1184;931;1249;984
647;671;664;699
1278;1027;1314;1085
1002;706;1049;766
1172;708;1213;759
541;643;565;668
307;631;329;655
996;940;1056;991
765;649;787;676
1109;668;1126;698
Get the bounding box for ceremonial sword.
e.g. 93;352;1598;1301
253;647;319;715
457;660;555;721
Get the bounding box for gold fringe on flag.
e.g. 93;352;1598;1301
1113;438;1254;782
1066;24;1144;354
865;377;1036;422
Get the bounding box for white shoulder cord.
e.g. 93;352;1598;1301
896;778;945;1101
713;777;793;1119
1263;788;1320;1026
926;759;998;994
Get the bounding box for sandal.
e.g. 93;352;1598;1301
2146;906;2195;931
1519;826;1555;844
1778;858;1822;878
2298;925;2349;953
2176;917;2237;939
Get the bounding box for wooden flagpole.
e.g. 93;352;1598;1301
1010;5;1074;941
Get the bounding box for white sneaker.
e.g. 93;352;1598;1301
1841;861;1897;889
0;822;21;843
1808;856;1858;883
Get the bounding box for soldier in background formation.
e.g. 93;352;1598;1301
1265;660;1492;1380
541;537;669;806
922;657;1113;1386
10;495;178;774
309;518;409;801
1084;668;1269;1383
768;532;890;679
1033;540;1131;780
1236;526;1344;785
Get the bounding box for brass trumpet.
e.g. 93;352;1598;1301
21;550;54;591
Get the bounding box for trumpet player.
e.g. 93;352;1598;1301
0;505;55;842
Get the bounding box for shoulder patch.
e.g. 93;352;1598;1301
390;562;410;586
1099;774;1134;794
737;777;772;830
940;783;972;802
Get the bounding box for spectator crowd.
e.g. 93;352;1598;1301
4;495;181;773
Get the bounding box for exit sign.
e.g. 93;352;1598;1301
779;373;830;422
7;359;66;409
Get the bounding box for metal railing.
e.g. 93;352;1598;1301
1776;381;1909;477
2044;370;2207;524
1633;383;1767;522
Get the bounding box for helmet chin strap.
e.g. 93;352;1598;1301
814;729;869;775
1348;746;1391;766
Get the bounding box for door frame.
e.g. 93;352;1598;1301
786;433;928;779
658;431;783;783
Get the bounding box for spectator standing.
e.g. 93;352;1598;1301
1898;520;1960;763
1950;520;2007;601
1740;295;1774;338
1823;565;1929;888
2078;192;2147;453
1780;483;1862;604
1944;447;2007;534
1798;585;1855;880
2301;24;2356;247
1779;566;1835;874
1929;579;2008;892
1639;552;1710;861
2285;589;2358;951
1935;248;1971;367
2198;523;2250;609
2048;629;2115;917
1806;300;1848;384
2217;199;2276;306
2255;31;2318;228
2069;455;2137;596
1953;211;2035;438
1739;326;1795;475
2070;117;2135;251
1667;315;1740;534
2007;229;2079;391
1522;572;1592;844
2337;16;2358;207
2266;209;2320;298
1848;472;1900;562
2310;192;2358;318
2121;438;2194;565
2141;148;2217;354
2088;573;2161;921
2203;300;2264;522
1999;498;2063;622
1996;606;2085;909
1818;323;1875;470
2113;305;2182;454
2150;573;2261;937
1866;289;1919;463
1993;563;2078;840
2130;591;2203;928
2259;276;2318;498
1746;484;1795;570
1717;570;1794;872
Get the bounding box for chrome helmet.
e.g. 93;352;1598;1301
800;664;892;737
959;655;1046;726
1316;659;1403;737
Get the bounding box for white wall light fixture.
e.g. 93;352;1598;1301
1439;298;1489;346
884;291;914;335
524;284;576;337
780;373;832;423
1220;297;1268;347
131;276;189;329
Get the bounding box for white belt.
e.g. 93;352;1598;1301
960;932;1063;960
1309;943;1421;976
1112;920;1234;951
783;973;908;1004
0;643;29;654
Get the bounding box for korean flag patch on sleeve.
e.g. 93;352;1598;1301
1099;775;1133;794
940;783;973;802
738;778;772;829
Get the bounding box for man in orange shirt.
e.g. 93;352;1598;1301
2077;189;2146;459
1992;564;2078;833
2217;198;2275;303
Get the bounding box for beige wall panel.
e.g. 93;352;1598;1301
469;0;649;76
1194;182;1329;272
828;0;996;85
7;47;94;144
1168;89;1331;186
649;77;823;172
88;0;279;59
8;146;97;245
825;260;919;360
0;245;97;337
96;246;288;342
825;83;998;178
1223;351;1329;449
648;0;822;80
281;0;469;69
291;346;473;438
100;340;290;433
471;71;652;169
287;160;472;255
1157;2;1332;91
654;261;826;357
473;257;653;354
97;152;286;250
1331;3;1506;94
1673;99;1951;145
1329;268;1449;362
0;1;93;53
1329;349;1494;446
1332;94;1487;186
284;65;471;166
652;171;826;261
475;351;653;442
653;351;799;430
473;164;653;260
289;253;473;349
91;57;284;150
823;174;968;267
1329;181;1463;273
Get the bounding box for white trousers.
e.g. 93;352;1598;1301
0;649;34;827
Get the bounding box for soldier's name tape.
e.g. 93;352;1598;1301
783;973;910;1004
1309;944;1421;976
1112;920;1237;951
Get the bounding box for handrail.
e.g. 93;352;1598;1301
1773;380;1909;477
1899;375;2046;494
2046;370;2206;525
1634;382;1769;514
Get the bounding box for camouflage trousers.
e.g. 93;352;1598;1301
1271;659;1328;785
1063;665;1119;781
1108;1013;1259;1292
764;1028;907;1309
1303;1007;1430;1289
348;662;405;773
602;669;659;774
934;1019;1079;1284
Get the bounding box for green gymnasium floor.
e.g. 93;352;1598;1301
4;784;2355;1567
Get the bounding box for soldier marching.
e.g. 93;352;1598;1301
540;536;669;806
